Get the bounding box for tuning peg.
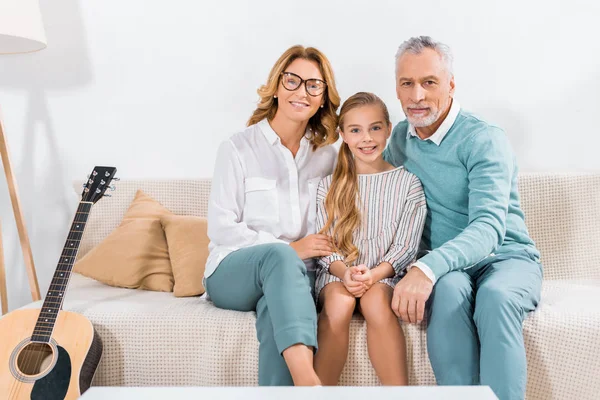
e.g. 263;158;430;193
108;185;116;191
82;183;87;188
112;177;120;181
103;193;112;197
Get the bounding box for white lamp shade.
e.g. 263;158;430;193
0;0;46;54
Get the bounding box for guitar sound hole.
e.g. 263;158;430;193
17;343;54;376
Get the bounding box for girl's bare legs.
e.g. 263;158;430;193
358;283;408;385
282;344;322;386
314;282;356;385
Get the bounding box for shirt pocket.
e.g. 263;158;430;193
243;177;279;230
306;177;322;234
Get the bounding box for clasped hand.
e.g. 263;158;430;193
342;264;372;298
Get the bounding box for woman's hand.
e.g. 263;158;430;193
290;234;333;260
351;264;374;291
343;266;367;298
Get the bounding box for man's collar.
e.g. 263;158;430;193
407;100;461;146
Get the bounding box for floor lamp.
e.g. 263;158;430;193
0;0;47;314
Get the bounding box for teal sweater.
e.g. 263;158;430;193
383;110;539;280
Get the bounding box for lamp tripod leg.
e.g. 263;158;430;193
0;113;41;305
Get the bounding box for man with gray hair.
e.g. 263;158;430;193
384;36;543;400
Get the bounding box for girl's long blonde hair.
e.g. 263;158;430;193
320;92;391;265
247;45;340;150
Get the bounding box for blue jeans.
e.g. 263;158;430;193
205;243;317;386
426;250;543;400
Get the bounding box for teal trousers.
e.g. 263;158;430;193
426;250;543;400
205;243;317;386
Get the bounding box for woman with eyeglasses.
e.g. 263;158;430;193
204;45;340;386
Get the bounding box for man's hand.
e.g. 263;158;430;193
391;266;433;324
343;266;366;297
351;264;374;291
290;234;333;260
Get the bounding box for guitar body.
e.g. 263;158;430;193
0;308;102;400
0;166;116;399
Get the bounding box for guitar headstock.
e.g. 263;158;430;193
81;166;118;203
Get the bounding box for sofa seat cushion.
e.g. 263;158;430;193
523;279;600;400
38;273;260;385
21;274;600;399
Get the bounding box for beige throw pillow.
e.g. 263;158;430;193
74;190;174;292
161;215;208;297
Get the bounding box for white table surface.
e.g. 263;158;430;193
80;386;498;399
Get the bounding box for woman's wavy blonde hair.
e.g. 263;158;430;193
247;45;340;150
320;92;391;265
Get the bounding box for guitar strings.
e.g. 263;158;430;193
35;204;85;385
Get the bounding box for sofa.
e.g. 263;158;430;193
24;173;600;399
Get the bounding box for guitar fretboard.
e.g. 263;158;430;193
31;202;93;343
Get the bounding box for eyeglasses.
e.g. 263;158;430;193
280;72;327;97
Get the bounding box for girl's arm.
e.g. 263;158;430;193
315;179;345;274
207;140;287;249
329;260;348;280
370;262;395;282
380;175;427;276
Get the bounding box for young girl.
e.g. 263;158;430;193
313;92;427;385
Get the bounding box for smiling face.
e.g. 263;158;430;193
340;104;391;170
274;58;325;124
395;47;455;131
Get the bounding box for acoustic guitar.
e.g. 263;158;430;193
0;166;117;399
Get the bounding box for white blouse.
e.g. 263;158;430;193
205;119;338;278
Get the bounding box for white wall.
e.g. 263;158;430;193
1;0;599;310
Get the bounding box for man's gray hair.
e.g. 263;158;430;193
395;36;454;76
